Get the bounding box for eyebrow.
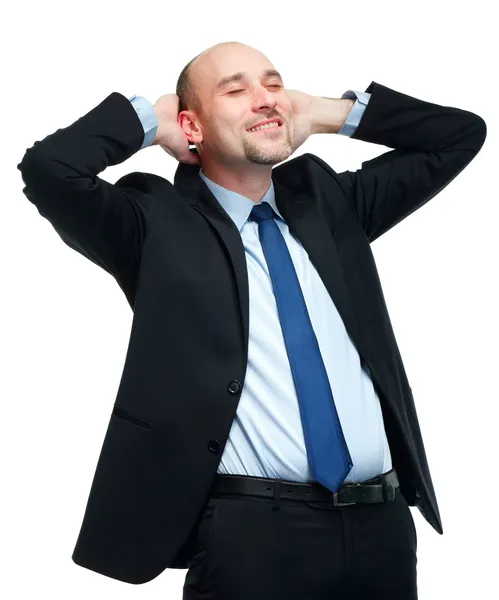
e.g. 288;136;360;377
214;69;283;93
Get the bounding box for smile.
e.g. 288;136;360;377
247;122;283;133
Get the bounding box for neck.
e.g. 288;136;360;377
200;161;273;203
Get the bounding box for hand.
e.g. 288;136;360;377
285;89;316;153
152;94;201;166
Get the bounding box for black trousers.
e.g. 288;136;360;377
183;473;418;599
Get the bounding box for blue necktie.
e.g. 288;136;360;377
249;202;353;493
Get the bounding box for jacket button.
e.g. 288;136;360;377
228;380;241;394
208;440;221;453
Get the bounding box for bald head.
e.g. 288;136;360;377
177;41;294;172
188;42;271;110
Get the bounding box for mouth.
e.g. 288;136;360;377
247;122;283;134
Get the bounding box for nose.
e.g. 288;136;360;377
252;86;278;107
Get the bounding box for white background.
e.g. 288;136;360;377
2;0;497;598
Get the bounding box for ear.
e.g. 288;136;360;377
178;111;203;146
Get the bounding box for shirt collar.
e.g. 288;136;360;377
198;168;284;232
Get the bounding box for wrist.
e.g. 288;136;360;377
311;97;355;134
152;106;162;145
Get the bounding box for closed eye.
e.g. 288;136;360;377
228;85;282;94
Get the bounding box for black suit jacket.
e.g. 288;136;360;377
17;81;486;584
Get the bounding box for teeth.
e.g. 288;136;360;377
248;121;279;132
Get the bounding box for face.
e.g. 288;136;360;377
180;44;295;167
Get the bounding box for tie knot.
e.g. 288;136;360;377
250;202;274;224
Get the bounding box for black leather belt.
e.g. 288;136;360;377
211;468;399;507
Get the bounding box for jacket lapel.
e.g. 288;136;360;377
272;179;362;354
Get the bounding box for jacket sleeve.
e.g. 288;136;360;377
317;81;487;243
17;92;154;302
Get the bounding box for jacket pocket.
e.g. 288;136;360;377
111;406;153;430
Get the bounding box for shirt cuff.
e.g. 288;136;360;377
128;95;159;149
337;90;371;137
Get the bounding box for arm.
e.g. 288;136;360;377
313;90;370;136
311;81;487;243
17;92;156;306
286;88;368;152
129;94;159;149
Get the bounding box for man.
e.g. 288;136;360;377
17;41;486;599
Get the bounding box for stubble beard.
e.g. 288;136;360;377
242;125;294;165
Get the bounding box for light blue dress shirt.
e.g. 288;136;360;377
127;90;393;484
